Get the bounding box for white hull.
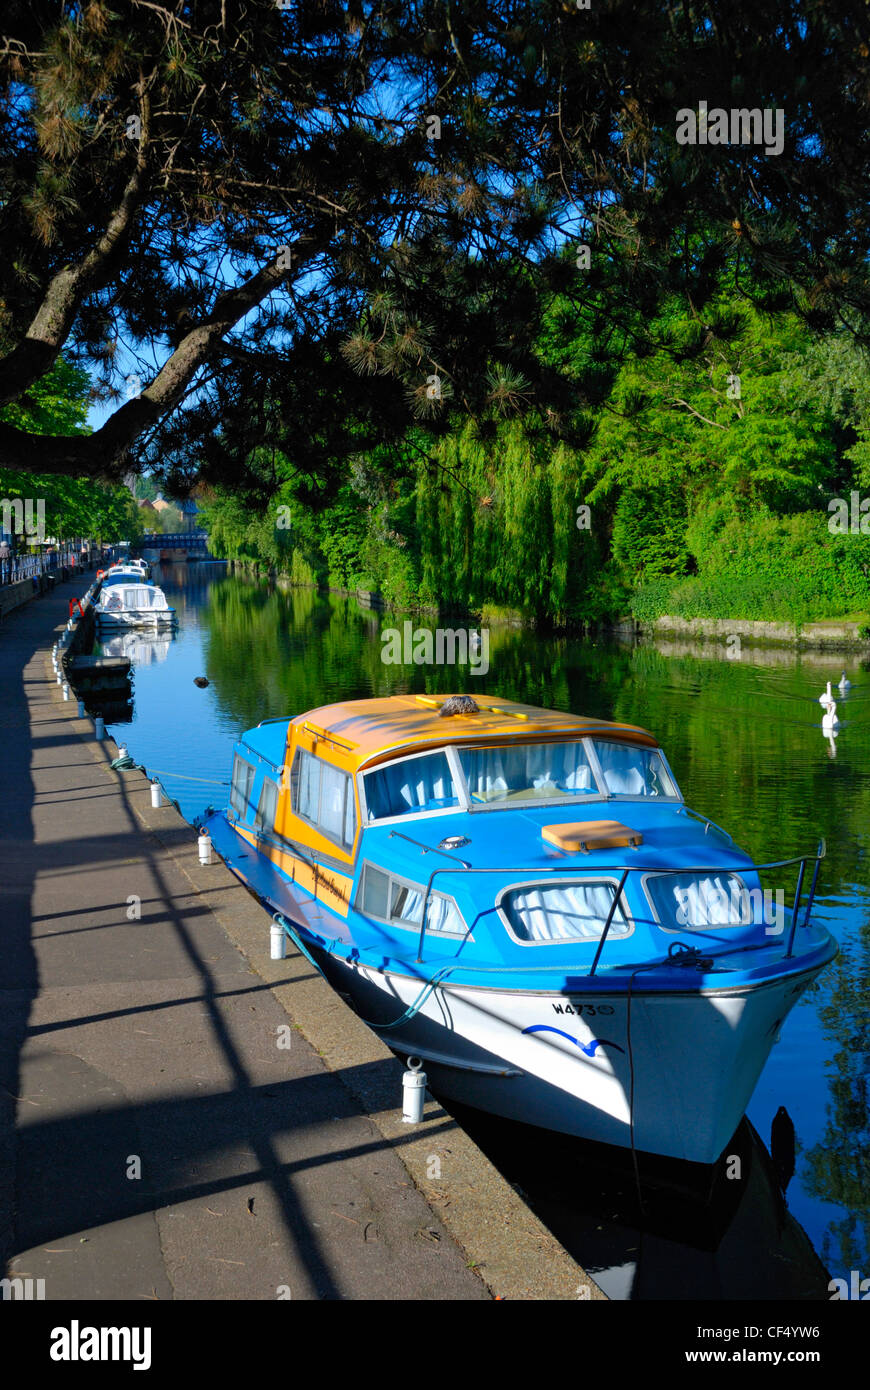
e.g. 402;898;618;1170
96;612;175;630
318;952;818;1164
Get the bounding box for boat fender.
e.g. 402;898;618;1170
402;1057;427;1124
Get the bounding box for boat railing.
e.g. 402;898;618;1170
387;829;472;868
678;805;735;842
410;842;827;965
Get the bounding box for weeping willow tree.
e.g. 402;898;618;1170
415;418;605;626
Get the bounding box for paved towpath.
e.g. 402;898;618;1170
0;576;493;1299
0;575;601;1301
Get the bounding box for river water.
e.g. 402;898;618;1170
96;561;869;1300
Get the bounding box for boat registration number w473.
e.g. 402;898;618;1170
552;1002;614;1017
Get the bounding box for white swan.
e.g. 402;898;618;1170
839;671;852;692
822;700;840;731
818;680;833;706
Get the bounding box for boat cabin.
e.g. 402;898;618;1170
98;583;170;613
230;694;675;843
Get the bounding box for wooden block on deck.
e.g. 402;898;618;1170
542;820;643;854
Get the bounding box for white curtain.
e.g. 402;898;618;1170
593;742;648;794
319;762;347;841
506;882;630;942
362;868;465;936
297;752;319;822
103;586;166;611
365;752;457;819
392;887;464;936
231;758;255;817
460;743;594;801
649;873;749;929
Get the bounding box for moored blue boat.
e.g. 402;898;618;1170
204;694;836;1165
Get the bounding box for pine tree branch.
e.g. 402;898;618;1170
0;248;311;479
0;83;154;407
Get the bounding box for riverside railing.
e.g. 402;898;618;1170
0;548;83;587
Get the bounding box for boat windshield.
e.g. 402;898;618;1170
101;585;167;611
591;741;676;797
361;737;680;821
459;741;596;804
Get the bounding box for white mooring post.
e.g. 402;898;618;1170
402;1058;427;1124
150;779;163;808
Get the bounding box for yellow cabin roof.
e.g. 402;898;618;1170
288;694;658;773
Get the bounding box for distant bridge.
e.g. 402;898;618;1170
140;531;218;558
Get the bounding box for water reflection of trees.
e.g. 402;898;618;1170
202;581;870;902
199;578;623;733
803;930;870;1275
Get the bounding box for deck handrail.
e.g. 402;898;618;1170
411;842;826;963
223;803;825;969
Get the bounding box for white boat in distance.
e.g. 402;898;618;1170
103;559;151;581
95;580;176;631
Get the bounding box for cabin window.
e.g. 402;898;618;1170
644;872;754;932
290;749;356;850
363;751;459;821
254;777;279;831
230;756;256;818
499;879;632;943
297;751;319;823
358;863;467;937
591;742;676;797
459;741;596;805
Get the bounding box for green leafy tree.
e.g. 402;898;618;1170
0;356;139;543
3;2;870;491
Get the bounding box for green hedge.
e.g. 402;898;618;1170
631;510;870;624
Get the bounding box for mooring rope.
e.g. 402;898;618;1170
109;755;228;785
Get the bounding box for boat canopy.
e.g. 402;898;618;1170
98;583;169;611
283;694;659;777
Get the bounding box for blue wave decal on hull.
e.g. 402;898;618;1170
521;1024;626;1056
